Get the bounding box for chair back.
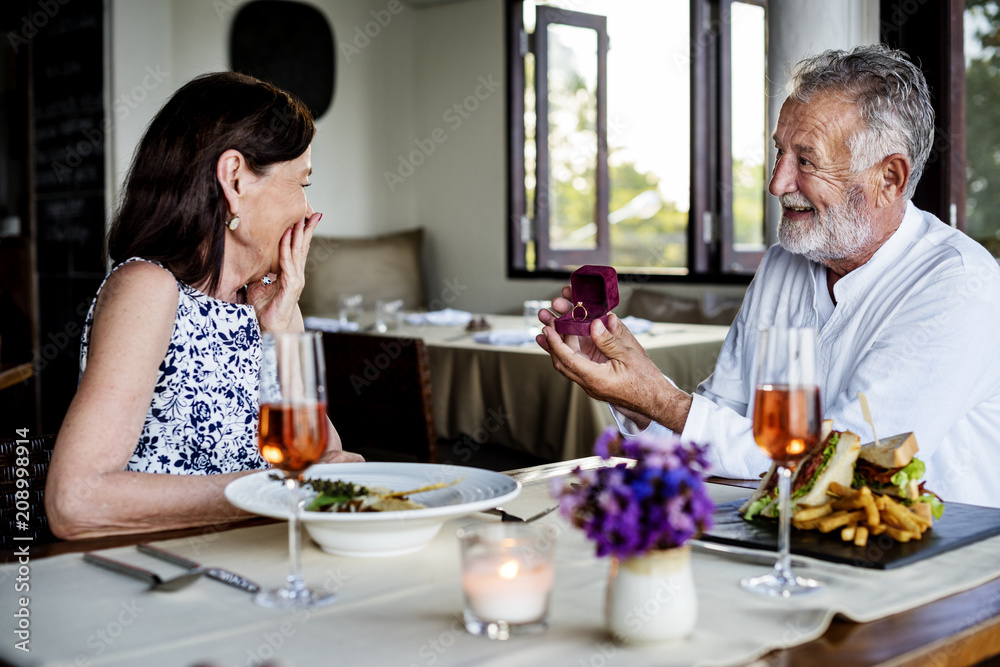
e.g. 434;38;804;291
1;434;57;551
320;332;437;463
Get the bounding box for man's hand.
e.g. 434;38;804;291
537;286;608;364
536;286;693;433
248;212;321;333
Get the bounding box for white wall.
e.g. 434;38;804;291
408;0;566;312
109;0;174;205
764;0;880;242
110;0;420;238
109;0;880;316
109;0;563;314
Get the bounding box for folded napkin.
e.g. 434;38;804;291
620;315;654;334
473;329;538;346
404;308;473;326
304;316;361;333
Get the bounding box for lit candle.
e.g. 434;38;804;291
461;555;555;623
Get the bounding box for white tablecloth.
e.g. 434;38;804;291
2;480;998;667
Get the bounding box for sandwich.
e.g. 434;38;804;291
740;424;861;520
852;432;944;521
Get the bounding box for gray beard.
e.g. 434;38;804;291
778;186;876;263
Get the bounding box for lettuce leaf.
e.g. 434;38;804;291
792;438;837;500
307;493;356;511
743;494;776;521
744;433;840;521
889;457;926;498
918;493;945;520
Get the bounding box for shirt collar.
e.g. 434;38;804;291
831;200;921;301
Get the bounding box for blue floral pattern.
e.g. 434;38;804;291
80;257;268;474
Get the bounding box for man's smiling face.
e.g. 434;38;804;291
769;93;878;264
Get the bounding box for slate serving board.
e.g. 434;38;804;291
702;498;1000;569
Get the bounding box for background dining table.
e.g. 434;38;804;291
361;314;730;462
2;458;999;667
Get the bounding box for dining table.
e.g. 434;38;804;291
2;457;999;667
317;313;730;463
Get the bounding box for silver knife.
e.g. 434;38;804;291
690;539;810;569
137;543;260;593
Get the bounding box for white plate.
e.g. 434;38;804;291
225;462;521;557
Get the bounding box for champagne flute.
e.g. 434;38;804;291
741;326;823;597
256;331;335;608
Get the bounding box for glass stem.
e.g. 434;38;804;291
774;465;793;584
286;477;305;593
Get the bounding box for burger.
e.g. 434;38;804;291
740;426;861;520
852;432;944;521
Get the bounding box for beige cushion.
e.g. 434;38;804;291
299;228;426;314
626;287;743;326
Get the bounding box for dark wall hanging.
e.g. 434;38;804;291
230;0;336;120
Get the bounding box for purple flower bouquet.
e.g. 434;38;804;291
550;427;715;560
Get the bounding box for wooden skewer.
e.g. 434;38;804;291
858;391;880;449
385;479;462;498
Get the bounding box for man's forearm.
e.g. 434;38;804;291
649;386;693;433
613;382;693;434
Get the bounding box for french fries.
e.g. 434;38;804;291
817;509;866;533
791;484;932;547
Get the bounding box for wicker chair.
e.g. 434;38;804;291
1;434;57;551
320;332;437;463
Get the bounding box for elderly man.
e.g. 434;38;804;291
538;45;1000;508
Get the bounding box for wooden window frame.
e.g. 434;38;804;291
507;0;768;284
879;0;966;231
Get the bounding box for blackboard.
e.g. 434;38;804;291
29;0;107;431
32;0;105;203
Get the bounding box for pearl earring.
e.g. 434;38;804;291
228;215;240;231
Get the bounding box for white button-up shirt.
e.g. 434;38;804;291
620;202;1000;508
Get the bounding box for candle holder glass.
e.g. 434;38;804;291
457;522;556;639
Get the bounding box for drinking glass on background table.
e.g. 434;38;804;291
257;331;335;609
741;326;823;597
338;293;363;326
523;300;552;333
375;298;404;333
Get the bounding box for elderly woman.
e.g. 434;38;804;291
45;72;361;540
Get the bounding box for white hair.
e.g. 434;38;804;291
787;45;935;200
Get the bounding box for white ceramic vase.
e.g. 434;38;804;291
605;544;697;643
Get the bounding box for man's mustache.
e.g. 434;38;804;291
779;194;815;209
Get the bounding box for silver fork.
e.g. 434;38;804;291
483;506;558;523
137;543;260;593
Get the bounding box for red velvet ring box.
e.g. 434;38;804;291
554;265;619;336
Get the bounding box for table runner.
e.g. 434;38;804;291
2;481;998;667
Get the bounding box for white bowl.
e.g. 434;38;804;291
225;462;521;557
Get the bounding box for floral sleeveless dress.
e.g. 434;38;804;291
80;257;268;474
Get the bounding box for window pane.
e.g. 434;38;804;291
524;0;690;272
546;23;599;250
605;0;690;271
731;2;766;249
525;50;538;270
965;1;1000;260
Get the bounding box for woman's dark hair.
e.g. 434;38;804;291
107;71;315;294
